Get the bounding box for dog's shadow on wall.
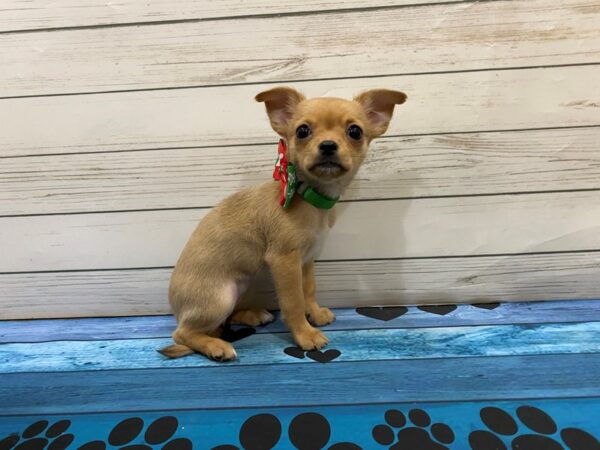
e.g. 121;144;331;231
239;137;412;309
234;137;461;309
328;137;413;308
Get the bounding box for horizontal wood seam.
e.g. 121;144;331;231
4;320;600;344
0;0;501;35
2;393;600;418
1;61;598;101
1;187;599;219
2;248;600;276
2;124;599;160
7;352;600;377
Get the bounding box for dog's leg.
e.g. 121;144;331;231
229;309;275;326
159;280;238;361
303;260;336;326
267;250;328;350
228;279;274;326
168;326;237;361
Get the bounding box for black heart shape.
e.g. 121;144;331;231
284;347;306;359
356;306;408;321
306;349;341;363
221;327;256;343
417;305;457;316
472;302;500;310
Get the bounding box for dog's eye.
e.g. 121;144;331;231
296;124;311;139
347;125;363;140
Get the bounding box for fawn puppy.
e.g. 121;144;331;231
160;87;406;361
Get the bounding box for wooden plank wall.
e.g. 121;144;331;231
1;0;599;319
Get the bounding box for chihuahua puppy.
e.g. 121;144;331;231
160;87;406;361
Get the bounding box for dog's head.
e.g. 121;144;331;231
256;87;406;189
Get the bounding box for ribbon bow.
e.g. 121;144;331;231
273;139;297;208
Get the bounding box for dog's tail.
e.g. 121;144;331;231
158;343;195;359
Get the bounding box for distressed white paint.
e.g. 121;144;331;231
2;127;599;216
0;0;458;32
2;65;600;158
2;251;600;319
1;0;599;319
1;191;599;272
2;0;599;97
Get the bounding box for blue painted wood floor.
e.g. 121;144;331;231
2;300;600;450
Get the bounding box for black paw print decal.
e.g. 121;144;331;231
211;413;281;450
469;405;600;450
221;327;256;343
355;307;408;321
287;413;360;450
417;305;457;316
0;420;73;450
212;412;361;449
372;409;454;449
284;347;341;363
77;416;192;450
471;302;500;310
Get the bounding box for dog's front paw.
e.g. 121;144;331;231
307;307;336;326
293;326;329;350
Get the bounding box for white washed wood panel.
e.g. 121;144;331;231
2;0;599;97
1;191;599;272
2;65;600;157
3;127;600;216
2;251;600;319
0;0;457;33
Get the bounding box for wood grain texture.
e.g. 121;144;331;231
4;127;600;216
2;252;599;320
3;299;600;343
3;322;600;373
2;354;600;414
3;0;599;97
0;0;460;32
2;65;599;157
1;190;599;272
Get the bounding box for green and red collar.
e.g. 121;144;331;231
273;139;339;210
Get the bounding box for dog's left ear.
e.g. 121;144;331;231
354;89;407;137
255;87;306;137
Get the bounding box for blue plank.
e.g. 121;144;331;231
2;321;600;373
2;299;600;343
1;398;599;449
2;354;600;415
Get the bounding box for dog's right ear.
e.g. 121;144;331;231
255;87;305;137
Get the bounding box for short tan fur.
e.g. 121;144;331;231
159;87;406;361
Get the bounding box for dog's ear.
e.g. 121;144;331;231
255;87;305;136
354;89;407;137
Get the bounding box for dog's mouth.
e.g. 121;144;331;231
309;161;348;177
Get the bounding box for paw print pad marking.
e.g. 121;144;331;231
283;347;341;363
1;420;74;450
372;409;454;449
109;418;144;447
469;405;600;450
78;416;191;450
212;411;361;449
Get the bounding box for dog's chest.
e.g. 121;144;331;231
303;228;329;263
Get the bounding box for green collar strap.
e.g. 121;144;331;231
296;181;339;210
273;139;339;210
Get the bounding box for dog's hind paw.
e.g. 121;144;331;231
230;309;275;327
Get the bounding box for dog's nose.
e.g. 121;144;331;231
319;140;338;156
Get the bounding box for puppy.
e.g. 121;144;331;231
159;87;406;361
